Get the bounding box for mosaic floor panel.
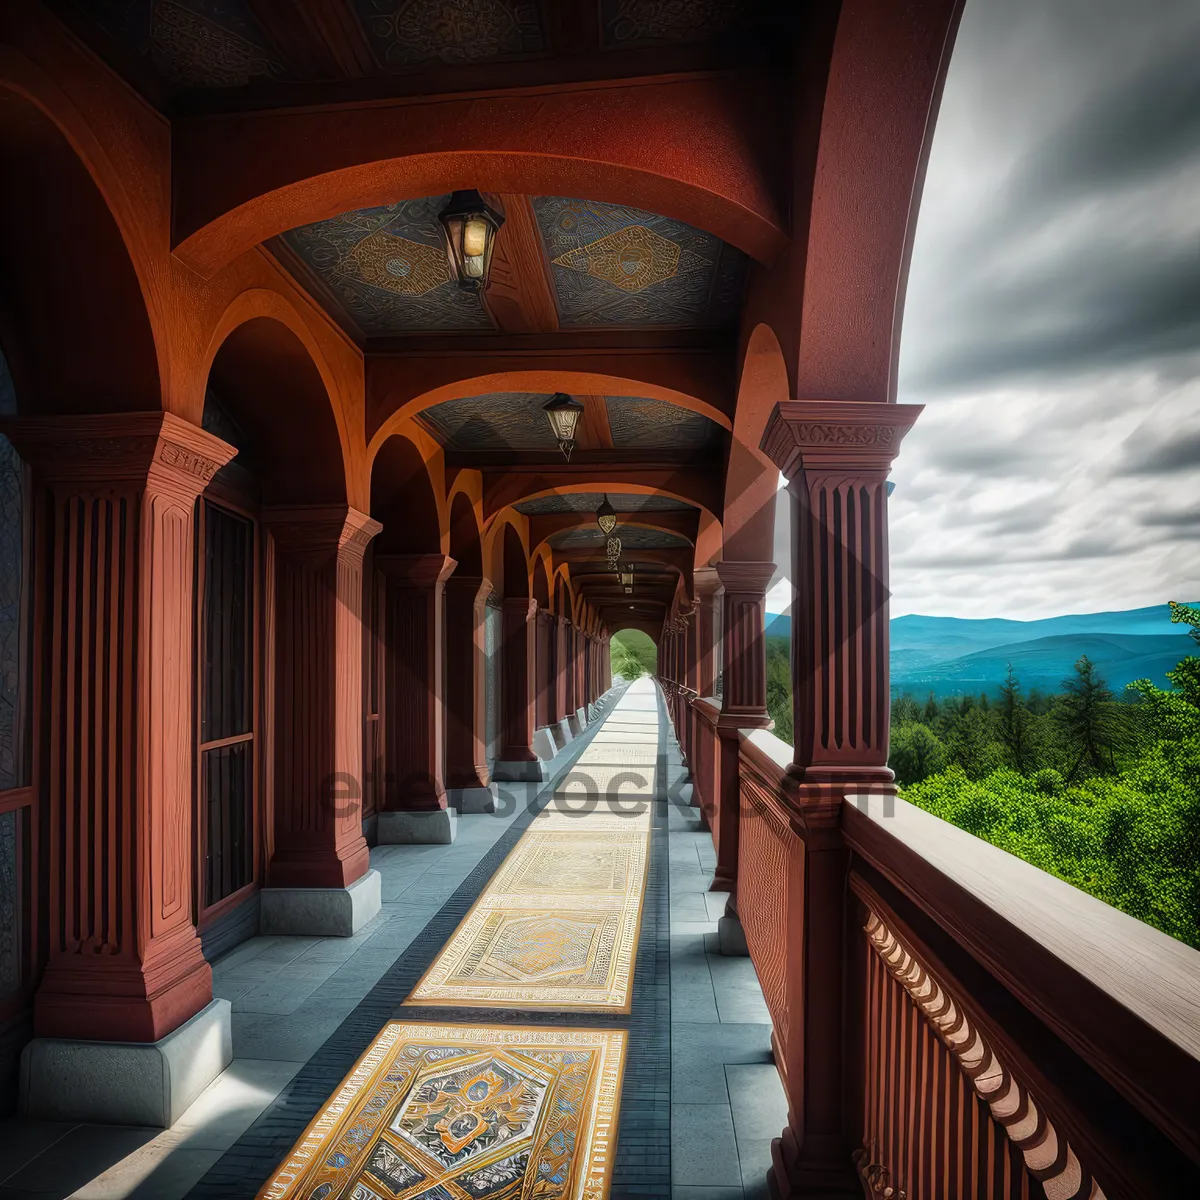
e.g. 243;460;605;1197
405;802;652;1012
405;697;656;1014
255;1021;627;1200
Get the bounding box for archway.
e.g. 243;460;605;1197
0;87;160;415
611;628;658;681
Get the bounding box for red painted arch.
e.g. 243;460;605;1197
172;75;787;277
366;362;732;458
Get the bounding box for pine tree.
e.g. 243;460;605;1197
923;692;940;724
1054;656;1123;779
998;663;1037;774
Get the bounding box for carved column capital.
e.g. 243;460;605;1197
715;559;775;596
265;504;382;562
376;553;457;589
0;411;237;503
693;566;724;599
760;400;923;480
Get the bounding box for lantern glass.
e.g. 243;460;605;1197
596;495;617;535
438;191;504;290
620;570;634;587
542;393;585;459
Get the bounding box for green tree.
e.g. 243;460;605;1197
948;705;1004;779
889;722;948;786
1053;656;1124;779
766;636;793;745
892;694;921;725
997;664;1038;774
923;692;940;725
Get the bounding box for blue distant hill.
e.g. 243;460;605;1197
763;603;1197;697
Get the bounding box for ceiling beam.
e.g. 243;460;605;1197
483;194;559;335
578;395;613;451
246;0;376;79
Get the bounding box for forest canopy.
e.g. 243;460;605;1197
764;602;1200;947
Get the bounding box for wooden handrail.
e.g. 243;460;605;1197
844;795;1200;1171
728;739;1200;1196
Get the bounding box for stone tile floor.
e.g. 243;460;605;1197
0;698;787;1199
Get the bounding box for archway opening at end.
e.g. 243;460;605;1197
611;628;657;681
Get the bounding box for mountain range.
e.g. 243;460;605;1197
763;604;1196;698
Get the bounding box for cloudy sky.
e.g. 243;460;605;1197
768;0;1200;621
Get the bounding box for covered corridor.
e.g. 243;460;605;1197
0;1;1196;1197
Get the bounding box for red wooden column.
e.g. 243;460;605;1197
5;414;235;1044
266;505;381;888
444;574;493;811
494;597;540;781
694;568;722;696
554;614;571;735
711;561;774;894
377;554;457;840
760;400;921;1196
535;606;554;730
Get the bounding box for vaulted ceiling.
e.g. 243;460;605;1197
279;195;747;337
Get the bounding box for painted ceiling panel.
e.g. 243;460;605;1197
420;393;560;451
515;493;695;515
532;197;747;329
351;0;545;69
82;0;287;88
549;526;690;549
604;396;718;451
600;0;750;47
282;197;492;334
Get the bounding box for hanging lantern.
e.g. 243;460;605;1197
542;393;585;460
596;494;617;535
624;586;633;594
620;568;634;588
438;190;505;290
605;535;622;560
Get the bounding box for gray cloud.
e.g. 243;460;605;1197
1116;428;1200;474
887;0;1200;620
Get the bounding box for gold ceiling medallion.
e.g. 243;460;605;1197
552;224;696;294
340;231;450;297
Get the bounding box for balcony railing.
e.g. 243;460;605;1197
668;685;1200;1198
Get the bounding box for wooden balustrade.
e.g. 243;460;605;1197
661;714;1200;1199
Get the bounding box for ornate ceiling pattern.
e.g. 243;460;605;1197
351;0;545;68
282;197;492;333
515;493;695;516
531;196;747;328
549;526;690;550
604;396;718;450
419;393;559;451
67;0;771;91
84;0;286;88
600;0;750;47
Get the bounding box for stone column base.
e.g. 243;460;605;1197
20;998;232;1128
378;809;458;844
448;786;495;814
260;868;382;936
717;912;750;957
531;726;557;762
492;758;544;782
551;718;574;751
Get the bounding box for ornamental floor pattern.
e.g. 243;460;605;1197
249;681;661;1199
